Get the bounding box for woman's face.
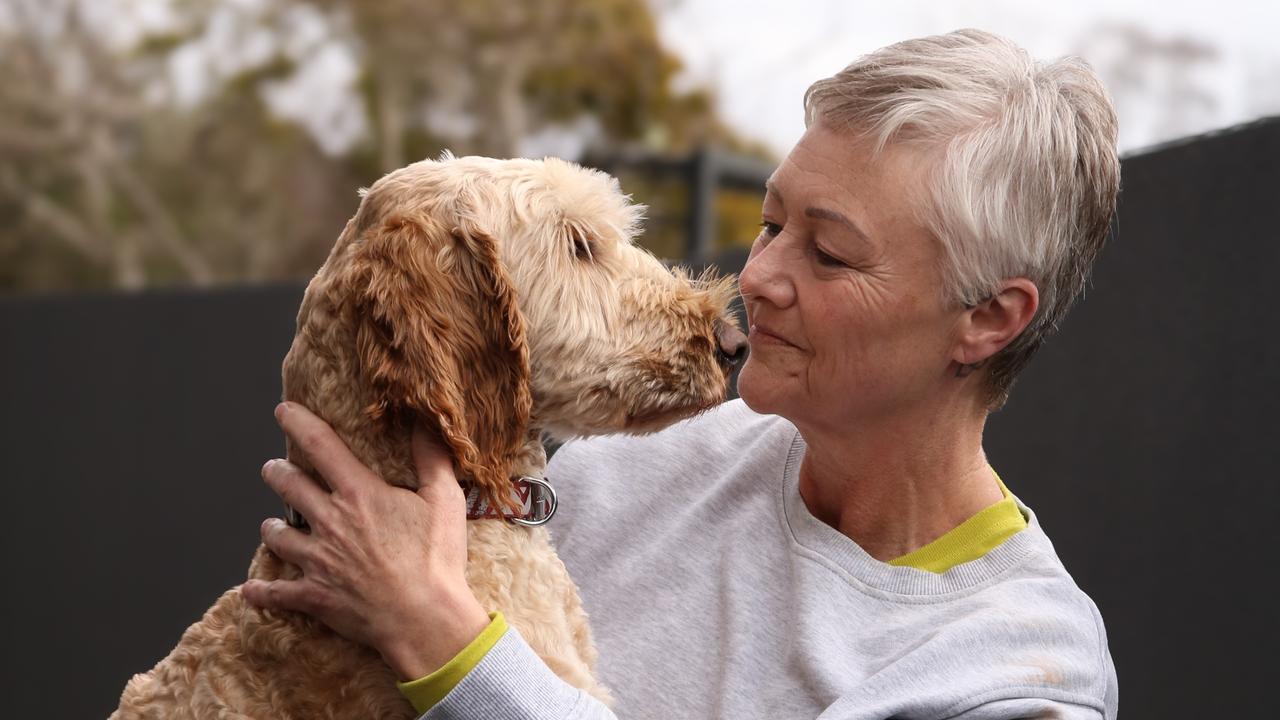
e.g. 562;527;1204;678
737;123;962;431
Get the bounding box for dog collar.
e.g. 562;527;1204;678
464;475;558;526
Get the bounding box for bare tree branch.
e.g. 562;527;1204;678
107;159;216;285
0;168;106;263
0;125;78;155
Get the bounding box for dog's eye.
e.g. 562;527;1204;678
569;228;594;261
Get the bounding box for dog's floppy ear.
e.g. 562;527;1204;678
347;212;531;510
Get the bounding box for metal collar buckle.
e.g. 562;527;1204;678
464;475;558;526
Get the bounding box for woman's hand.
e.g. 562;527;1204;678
241;402;491;681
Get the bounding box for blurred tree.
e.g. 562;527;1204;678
1074;22;1221;152
0;0;212;288
0;0;770;292
0;0;350;289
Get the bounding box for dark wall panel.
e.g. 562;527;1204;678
984;118;1278;719
0;284;303;718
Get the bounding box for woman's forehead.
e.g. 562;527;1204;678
781;125;923;193
772;128;927;228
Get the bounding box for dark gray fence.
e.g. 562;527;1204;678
984;116;1279;717
586;147;776;263
0;284;302;717
3;117;1277;718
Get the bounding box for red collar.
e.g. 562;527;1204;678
463;475;558;526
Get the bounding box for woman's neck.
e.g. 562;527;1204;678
794;402;1001;562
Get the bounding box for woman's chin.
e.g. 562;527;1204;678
736;361;784;416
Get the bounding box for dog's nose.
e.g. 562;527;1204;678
716;321;749;365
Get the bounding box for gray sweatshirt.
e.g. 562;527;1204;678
424;400;1118;719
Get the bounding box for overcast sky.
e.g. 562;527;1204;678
654;0;1280;155
64;0;1280;158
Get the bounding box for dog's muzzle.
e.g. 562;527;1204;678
716;321;749;365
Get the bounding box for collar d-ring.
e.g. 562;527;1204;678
462;475;558;526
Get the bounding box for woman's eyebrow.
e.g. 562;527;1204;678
764;181;784;207
805;206;873;246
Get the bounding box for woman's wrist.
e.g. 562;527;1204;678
378;589;493;681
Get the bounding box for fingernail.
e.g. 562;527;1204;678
262;458;276;473
275;402;289;419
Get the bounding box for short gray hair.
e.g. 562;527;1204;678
804;29;1120;408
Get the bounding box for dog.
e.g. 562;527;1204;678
111;154;745;719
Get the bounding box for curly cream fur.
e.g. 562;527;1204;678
111;155;738;719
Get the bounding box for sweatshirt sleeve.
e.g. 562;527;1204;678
398;612;510;712
944;697;1103;719
421;626;616;720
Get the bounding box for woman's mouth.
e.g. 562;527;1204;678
749;323;796;348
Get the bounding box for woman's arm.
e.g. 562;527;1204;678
241;402;616;718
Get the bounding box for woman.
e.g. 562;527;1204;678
244;29;1120;719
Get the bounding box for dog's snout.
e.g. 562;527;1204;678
715;321;749;365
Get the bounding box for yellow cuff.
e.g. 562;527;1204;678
396;611;509;713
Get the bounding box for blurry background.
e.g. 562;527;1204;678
0;0;777;291
3;0;1278;292
1;0;1277;718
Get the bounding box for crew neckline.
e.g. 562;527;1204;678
777;430;1045;597
886;470;1028;573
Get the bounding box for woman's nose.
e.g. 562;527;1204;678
738;237;796;308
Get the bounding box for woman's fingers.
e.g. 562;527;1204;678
261;459;333;526
241;578;322;615
259;517;314;567
275;402;371;496
246;407;488;680
411;425;462;503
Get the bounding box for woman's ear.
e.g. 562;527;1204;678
953;278;1040;368
346;213;532;510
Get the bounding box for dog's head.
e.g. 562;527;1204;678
318;154;741;503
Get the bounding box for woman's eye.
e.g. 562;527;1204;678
814;247;849;268
759;221;782;238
